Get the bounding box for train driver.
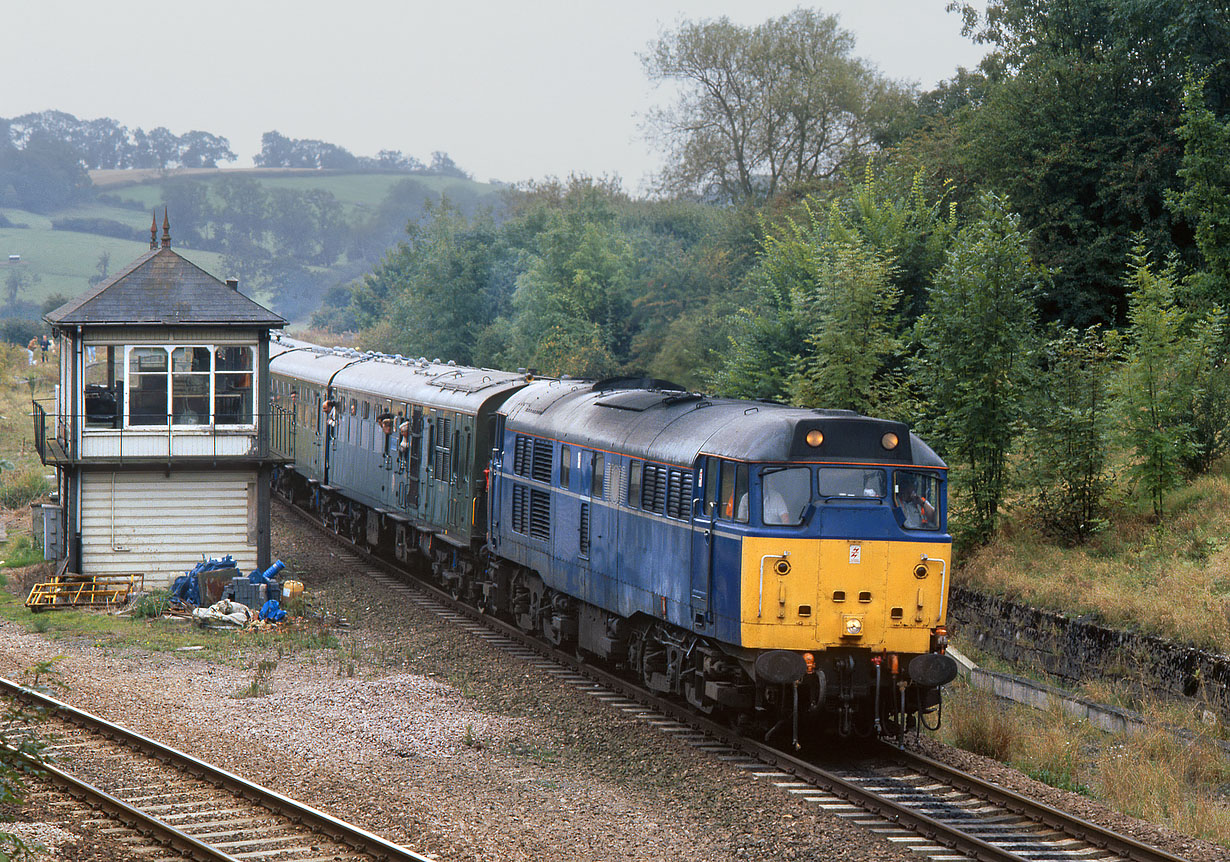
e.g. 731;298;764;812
895;475;936;529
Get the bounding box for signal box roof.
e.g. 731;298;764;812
45;245;285;329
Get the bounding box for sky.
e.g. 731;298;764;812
5;1;986;192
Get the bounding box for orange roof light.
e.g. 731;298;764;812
806;429;824;447
881;432;899;450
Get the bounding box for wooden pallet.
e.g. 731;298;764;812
26;564;144;612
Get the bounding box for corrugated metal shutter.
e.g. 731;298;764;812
80;470;259;588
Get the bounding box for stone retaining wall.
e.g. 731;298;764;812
949;585;1230;715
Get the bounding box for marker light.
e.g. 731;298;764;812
881;432;899;450
806;429;824;447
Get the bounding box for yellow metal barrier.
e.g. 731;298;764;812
26;569;144;612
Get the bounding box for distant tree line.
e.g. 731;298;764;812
2;111;235;170
254;130;470;178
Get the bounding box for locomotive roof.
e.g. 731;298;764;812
269;335;530;413
502;382;946;469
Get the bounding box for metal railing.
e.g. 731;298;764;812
32;400;295;466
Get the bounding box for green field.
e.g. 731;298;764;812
1;168;496;316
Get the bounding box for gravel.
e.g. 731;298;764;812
0;506;1223;861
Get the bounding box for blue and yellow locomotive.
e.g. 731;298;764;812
269;337;957;739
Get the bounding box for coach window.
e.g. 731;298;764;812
591;451;605;499
560;444;571;488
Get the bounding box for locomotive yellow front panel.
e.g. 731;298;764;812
739;537;950;652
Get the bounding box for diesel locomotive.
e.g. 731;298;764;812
268;335;958;741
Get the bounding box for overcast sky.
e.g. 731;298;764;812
6;1;985;191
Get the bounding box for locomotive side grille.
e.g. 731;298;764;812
529;488;551;541
531;437;553;483
511;484;527;534
513;435;531;476
666;469;692;520
579;502;590;555
642;464;666;513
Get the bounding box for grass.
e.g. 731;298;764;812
958;458;1230;651
938;683;1230;845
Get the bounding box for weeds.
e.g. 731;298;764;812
1;536;44;569
0;469;51;510
128;591;171;619
232;659;277;698
938;683;1230;846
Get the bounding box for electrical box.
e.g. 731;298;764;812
30;504;63;560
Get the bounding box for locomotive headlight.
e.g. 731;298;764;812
881;431;899;450
842;616;863;637
806;429;824;447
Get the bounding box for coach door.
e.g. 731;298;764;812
425;409;455;529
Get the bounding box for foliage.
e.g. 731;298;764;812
0;469;51;510
923;0;1230;327
1169;74;1230;313
0;133;92;212
710;164;951;406
1019;325;1116;542
49;217;141;241
356;202;510;366
1113;245;1224;518
913;191;1040;543
642;9;911;201
0;536;43;569
0;318;40;347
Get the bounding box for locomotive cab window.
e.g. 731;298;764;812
560;444;570;488
718;461;749;524
894;470;940;530
817;467;887;500
761;467;810;525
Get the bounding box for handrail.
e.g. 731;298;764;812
31;401;296;466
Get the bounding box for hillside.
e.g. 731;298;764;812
0;167;499;325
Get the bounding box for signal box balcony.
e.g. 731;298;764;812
33;399;293;467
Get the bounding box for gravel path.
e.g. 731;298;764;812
0;508;1223;861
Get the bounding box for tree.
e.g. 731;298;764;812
255;131;295;167
5;267;39;310
1114;245;1224;517
177;130;235;168
933;0;1230;326
913;192;1040;543
1019;325;1115;543
428;151;468;178
788;233;902;414
642;9;910;201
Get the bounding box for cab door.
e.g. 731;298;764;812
690;457;717;630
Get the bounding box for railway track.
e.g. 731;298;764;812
281;499;1193;862
0;676;433;862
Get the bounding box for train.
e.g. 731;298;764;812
268;335;958;743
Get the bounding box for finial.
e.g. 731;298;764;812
150;211;158;249
161;207;171;248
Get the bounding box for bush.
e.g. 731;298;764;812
49;217;142;241
0;317;41;347
0;469;52;509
